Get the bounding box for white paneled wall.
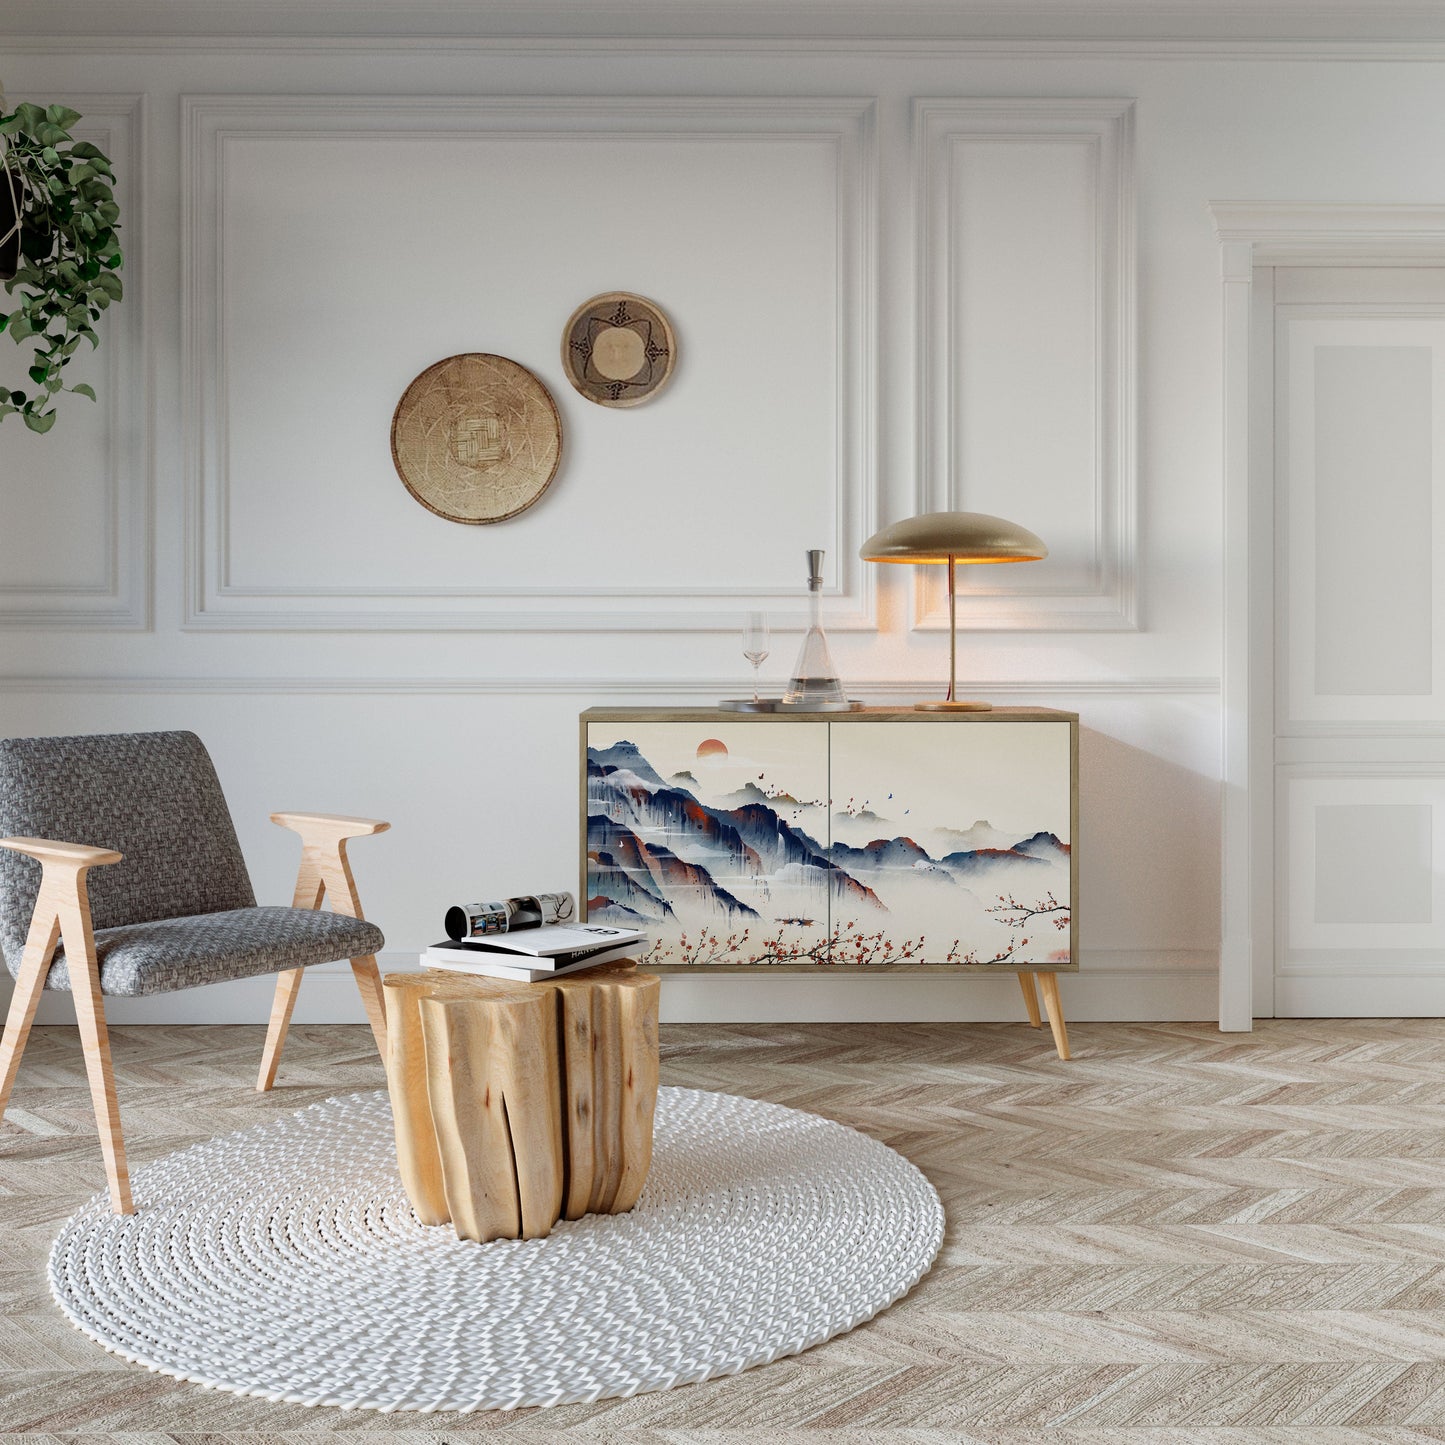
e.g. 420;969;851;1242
915;99;1135;630
184;96;876;631
13;33;1445;1023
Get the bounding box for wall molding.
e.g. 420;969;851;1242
0;673;1221;696
1212;202;1445;254
913;98;1137;632
182;94;877;633
0;94;150;631
15;17;1445;56
17;40;1445;60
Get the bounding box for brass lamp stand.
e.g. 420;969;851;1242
859;511;1048;712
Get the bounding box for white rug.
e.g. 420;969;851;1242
49;1087;945;1412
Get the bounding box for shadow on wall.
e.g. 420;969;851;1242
1078;722;1220;955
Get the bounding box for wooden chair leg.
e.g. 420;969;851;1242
1018;970;1043;1029
350;956;387;1054
313;836;387;1058
1037;971;1072;1061
259;812;391;1089
0;838;129;1212
257;967;305;1092
56;896;133;1214
0;910;61;1119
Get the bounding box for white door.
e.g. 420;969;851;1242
1272;266;1445;1015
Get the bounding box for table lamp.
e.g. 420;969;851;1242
860;511;1048;711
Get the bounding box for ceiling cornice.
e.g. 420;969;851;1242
9;36;1445;62
8;0;1445;45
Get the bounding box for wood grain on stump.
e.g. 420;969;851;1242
383;964;660;1243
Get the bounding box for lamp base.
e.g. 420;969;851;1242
915;699;993;712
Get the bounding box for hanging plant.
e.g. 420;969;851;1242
0;102;123;433
0;150;17;282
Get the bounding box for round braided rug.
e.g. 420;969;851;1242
49;1087;944;1413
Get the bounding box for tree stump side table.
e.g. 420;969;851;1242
382;963;660;1243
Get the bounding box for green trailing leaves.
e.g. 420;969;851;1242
0;102;122;432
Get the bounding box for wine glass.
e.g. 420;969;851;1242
743;612;770;704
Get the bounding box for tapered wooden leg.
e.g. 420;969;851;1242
58;897;132;1214
317;841;387;1059
1;839;127;1207
1037;971;1071;1061
349;956;387;1055
255;817;390;1091
1018;970;1043;1029
0;910;61;1118
256;967;305;1092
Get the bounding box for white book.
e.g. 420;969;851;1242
432;932;644;969
449;922;644;958
421;940;644;982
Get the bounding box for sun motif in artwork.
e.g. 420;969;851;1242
696;738;728;762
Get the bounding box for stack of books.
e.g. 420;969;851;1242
423;922;646;982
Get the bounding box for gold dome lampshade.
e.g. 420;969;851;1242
860;511;1048;711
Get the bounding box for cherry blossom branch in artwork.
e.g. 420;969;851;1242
642;928;753;968
755;919;926;967
986;892;1071;932
945;936;1032;965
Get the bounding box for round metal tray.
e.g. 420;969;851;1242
717;699;863;713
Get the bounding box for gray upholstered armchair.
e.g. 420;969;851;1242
0;730;389;1214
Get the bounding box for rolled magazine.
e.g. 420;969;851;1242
444;891;576;942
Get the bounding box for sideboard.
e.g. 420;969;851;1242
580;707;1078;1055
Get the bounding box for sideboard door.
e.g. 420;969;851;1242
825;720;1074;967
585;719;832;966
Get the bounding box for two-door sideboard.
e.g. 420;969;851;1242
580;707;1077;1057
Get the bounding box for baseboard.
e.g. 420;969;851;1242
1274;974;1445;1017
0;950;1219;1025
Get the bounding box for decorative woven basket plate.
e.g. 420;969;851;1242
562;292;677;407
50;1087;943;1413
391;353;562;523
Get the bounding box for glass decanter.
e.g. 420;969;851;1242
782;549;849;708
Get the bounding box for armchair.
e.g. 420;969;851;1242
0;730;389;1214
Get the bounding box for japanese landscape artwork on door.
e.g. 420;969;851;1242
584;718;1073;969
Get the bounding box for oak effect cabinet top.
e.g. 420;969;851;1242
582;706;1079;723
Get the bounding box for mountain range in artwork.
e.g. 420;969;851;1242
585;725;1072;968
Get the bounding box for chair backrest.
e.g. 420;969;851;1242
0;730;256;977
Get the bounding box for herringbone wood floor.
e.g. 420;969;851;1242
10;1019;1445;1441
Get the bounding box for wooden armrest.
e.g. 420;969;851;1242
0;836;123;869
270;812;390;840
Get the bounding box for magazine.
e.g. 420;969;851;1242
444;892;577;941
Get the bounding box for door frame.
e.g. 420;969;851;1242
1212;204;1445;1031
